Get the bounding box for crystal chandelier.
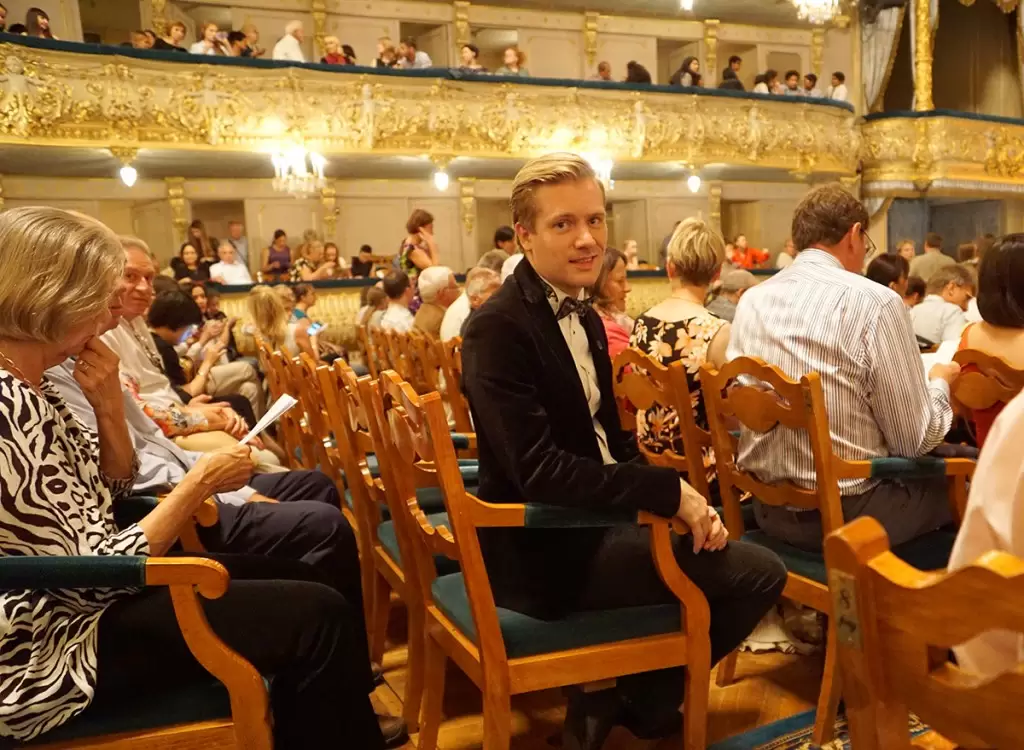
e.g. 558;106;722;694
270;147;327;198
792;0;841;24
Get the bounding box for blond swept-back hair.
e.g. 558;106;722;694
0;207;124;344
510;153;604;249
247;285;290;349
667;217;725;286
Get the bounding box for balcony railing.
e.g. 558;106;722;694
0;34;859;177
862;110;1024;196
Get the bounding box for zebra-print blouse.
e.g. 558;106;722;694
0;370;146;742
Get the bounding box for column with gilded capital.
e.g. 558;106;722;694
458;177;478;271
703;20;719;86
320;184;338;244
708;182;722;234
912;0;934;111
165;177;189;248
454;2;471;62
312;0;327;60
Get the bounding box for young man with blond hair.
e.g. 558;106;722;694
461;152;786;749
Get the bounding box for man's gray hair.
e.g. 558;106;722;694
466;267;499;298
286;19;303;35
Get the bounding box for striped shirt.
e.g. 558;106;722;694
727;249;953;497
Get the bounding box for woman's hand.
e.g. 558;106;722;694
199;404;247;438
190;444;256;495
74;338;123;417
202;340;227;367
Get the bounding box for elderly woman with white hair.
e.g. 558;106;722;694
0;207;385;748
412;264;459;338
272;19;306;62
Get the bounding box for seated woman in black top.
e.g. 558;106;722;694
170;242;212;282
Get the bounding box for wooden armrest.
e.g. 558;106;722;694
410;508;460;562
836;455;976;481
637;511;691;536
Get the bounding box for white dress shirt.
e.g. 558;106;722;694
380;302;414;333
965;297;983;324
775;253;794;269
542;279;615;465
189;41;217;55
102;318;183;409
727;249;953;497
911;294;968;344
272;33;306;62
828;83;849;102
398;50;433;69
209;259;254;285
804;87;823;98
948;391;1024;679
440;292;472;342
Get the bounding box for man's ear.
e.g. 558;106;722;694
515;223;533;254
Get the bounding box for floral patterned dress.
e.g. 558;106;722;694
629;311;727;476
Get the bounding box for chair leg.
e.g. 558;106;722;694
683;647;711;750
402;601;426;734
715;649;739;687
369;568;392;664
416;633;447;750
481;681;512;750
811;620;842;746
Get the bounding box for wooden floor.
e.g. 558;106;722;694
370;609;824;749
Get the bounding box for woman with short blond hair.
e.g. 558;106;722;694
0;207;384;748
630;217;731;468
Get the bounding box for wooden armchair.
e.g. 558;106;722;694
254;340;309;469
376;370;713;750
700;357;971;745
826;516;1024;750
357;323;377;378
16;557;271;750
951;348;1024;434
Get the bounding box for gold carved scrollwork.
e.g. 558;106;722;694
165;177;188;246
913;0;934;111
454;1;471;60
312;0;327;60
811;28;825;79
984;128;1024;178
708;182;722;232
320;184;338;241
0;52;72;138
703;21;719;86
151;0;168;37
584;12;599;68
458;177;476;235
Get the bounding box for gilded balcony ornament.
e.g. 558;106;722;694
984;129;1024;178
165;176;188;244
584;12;599;68
458;177;476;235
0;53;71;138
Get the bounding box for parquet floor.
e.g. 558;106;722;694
369;610;824;749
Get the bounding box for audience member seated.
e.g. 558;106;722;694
631;218;730;468
209;241;254;285
248;284;301;357
729;234;769;268
955;234;1024;446
865;253;910;298
261;228;292;281
129;30;151;49
187;285;244;364
155;20;187;51
374;37;398;68
588;248;633;359
670;56;701;87
226;30;250;57
802;73;822;97
729;184;960;551
775;238;797;268
625;60;652;83
909;232;952;283
458;43;487;72
291;239;337;281
397;38;432;69
380;271;415;333
242;23;264;58
727;55;743;76
104;238;270;457
462;154;785;747
905;275;926;308
495;46;529;76
272;20;306;62
589;60;613;81
896;238;916;263
351;244;376;277
783;69;801;95
910;264;974;344
273;283;296;318
187;219;218;264
170;241;212;282
492;225;517;253
322;242;349;278
190;22;227;55
958;241;979;267
458;267;501;338
947;390;1024;679
0;206;389;750
289;283;314;322
718;68;745;91
706;269;755;323
623;239;640;269
6;23;27;35
0;5;8;33
225;220;249;267
25;7;54;38
400;209;439;308
753;69;780;94
827;71;848;101
357;285;388;328
441;250;507;341
412;265;459;338
321;35;349;64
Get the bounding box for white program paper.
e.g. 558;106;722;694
920;339;960;375
239;394;299;446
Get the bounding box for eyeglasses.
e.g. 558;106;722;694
862;229;877;258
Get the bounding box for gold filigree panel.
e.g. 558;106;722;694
0;41;859;175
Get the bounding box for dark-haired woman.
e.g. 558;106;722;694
956;234;1024;447
399;209;438;312
670;56;701;87
865;253;910;297
170;242;213;283
625;60;652;84
25;7;54;38
260;229;292;281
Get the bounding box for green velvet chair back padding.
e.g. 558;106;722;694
377;513;460;576
450;433;472;450
742;528;956;585
20;681;231;746
0;556;147;591
431;573;681;659
867;457;948;480
114;495;160;530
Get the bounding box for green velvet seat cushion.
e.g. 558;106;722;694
377;512;460;576
431;573;681;659
22;681;231;745
742;527;956;584
450;433;472;450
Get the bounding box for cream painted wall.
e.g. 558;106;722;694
822;25;857;110
647;199;704;262
475;199;513;257
326;15;399;67
597;34;658;85
759;199;799;260
4;0;82;40
609;200;649;260
336;198;407;261
190;201;245;248
131;200;178;264
519;28;584;79
722;201;760;246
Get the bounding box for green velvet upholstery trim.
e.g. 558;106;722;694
22;681;231;745
114;495;160;529
0;556;147;591
868;457;947;480
742;528;956;584
431;573;681;659
450;433;471;450
377;512;459;576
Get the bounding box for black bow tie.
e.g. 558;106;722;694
544;283;594;321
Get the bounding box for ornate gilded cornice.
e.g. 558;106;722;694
0;40;860;176
862;113;1024;196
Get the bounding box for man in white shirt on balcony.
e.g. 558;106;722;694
827;71;849;102
397;38;433;69
380;271;415;333
272;20;306;63
209;242;254;286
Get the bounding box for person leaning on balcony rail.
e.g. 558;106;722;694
495;45;530;76
827;71;849;102
272;20;306;63
190;22;227;55
0;206;387;749
458;43;488;73
25;6;55;38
